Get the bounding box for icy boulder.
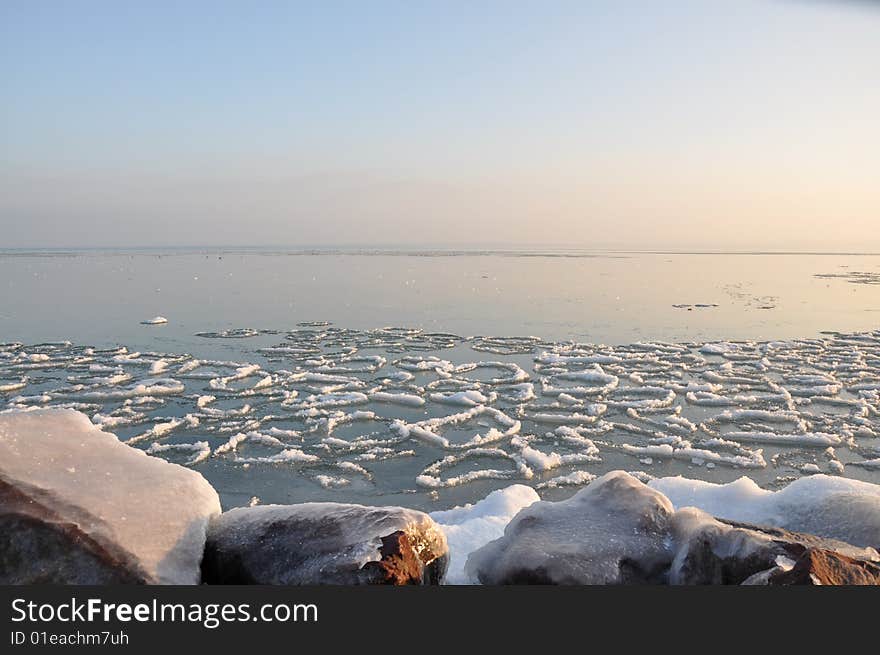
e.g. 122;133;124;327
0;409;221;584
668;508;781;585
650;475;880;549
668;508;878;585
465;471;675;584
463;471;880;585
201;503;449;585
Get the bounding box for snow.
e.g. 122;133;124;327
0;409;220;583
416;447;533;488
299;392;369;410
649;474;880;548
315;474;351;489
724;431;842;447
146;440;211;465
397;405;521;450
214;432;248;454
149;359;169;375
234;447;320;465
0;378;28;392
369;391;425;407
395;356;454;372
511;435;600;472
496;383;536;402
429;390;491;406
430;485;539;584
67;378;185;401
622;442;767;469
536;470;598;489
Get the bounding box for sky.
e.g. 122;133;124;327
1;0;878;251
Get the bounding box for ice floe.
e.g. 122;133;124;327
0;326;878;507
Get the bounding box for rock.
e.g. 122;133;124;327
361;530;446;585
0;409;221;584
669;509;878;585
767;547;880;585
465;471;675;584
201;503;448;585
0;480;147;584
668;509;784;585
464;471;880;586
720;519;879;559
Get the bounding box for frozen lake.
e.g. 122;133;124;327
1;249;879;511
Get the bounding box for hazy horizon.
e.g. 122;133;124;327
2;1;878;250
4;242;880;255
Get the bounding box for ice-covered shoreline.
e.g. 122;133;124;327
433;470;880;583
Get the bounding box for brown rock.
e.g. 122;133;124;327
361;530;447;584
769;547;880;585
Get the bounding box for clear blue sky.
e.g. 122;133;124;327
1;1;878;249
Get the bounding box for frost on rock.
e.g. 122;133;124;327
202;503;449;585
0;409;221;584
667;507;877;585
465;471;675;584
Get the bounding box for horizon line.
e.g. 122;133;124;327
2;245;880;257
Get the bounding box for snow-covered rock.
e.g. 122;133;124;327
201;503;448;585
668;508;877;585
465;471;675;584
0;409;220;584
464;471;880;585
650;475;880;549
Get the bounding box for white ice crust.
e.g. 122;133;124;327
0;409;221;584
650;474;880;548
